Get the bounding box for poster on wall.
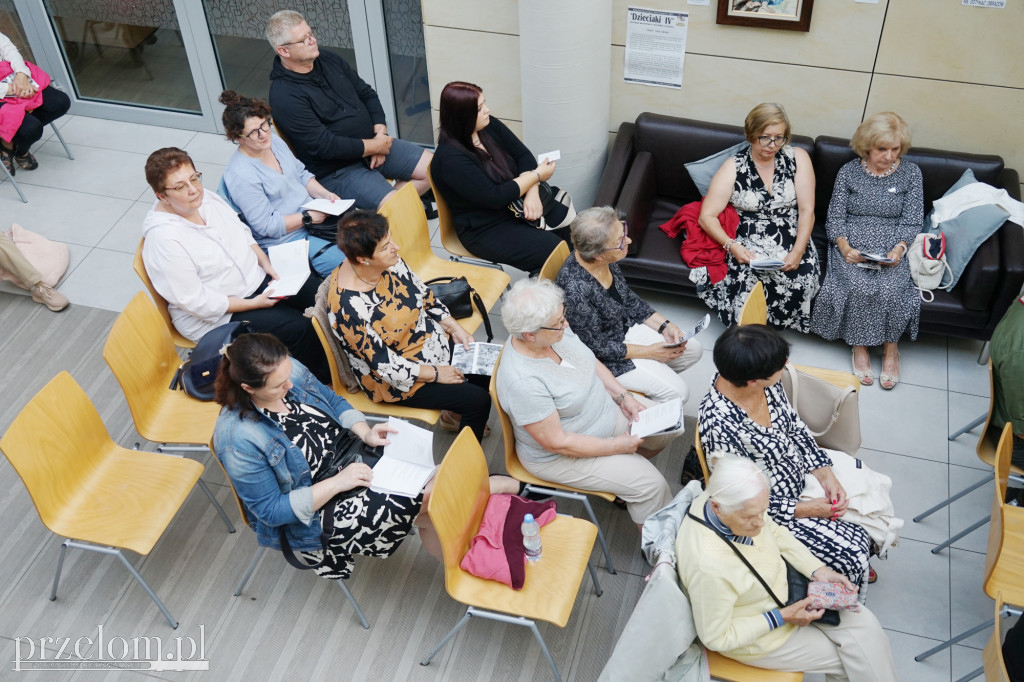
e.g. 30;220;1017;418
624;8;689;89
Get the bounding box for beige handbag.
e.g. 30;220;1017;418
780;363;861;455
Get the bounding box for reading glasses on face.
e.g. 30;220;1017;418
539;316;567;332
244;120;272;141
165;172;203;193
281;29;316;46
603;220;629;251
757;135;787;147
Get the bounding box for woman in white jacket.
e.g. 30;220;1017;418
141;146;329;382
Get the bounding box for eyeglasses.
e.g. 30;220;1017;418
243;119;272;141
280;28;316;47
164;172;203;193
757;135;787;147
602;220;629;252
538;316;567;332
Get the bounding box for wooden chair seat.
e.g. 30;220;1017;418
133;238;196;349
538;241;570;282
707;649;804;681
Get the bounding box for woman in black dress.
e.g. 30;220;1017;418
431;81;574;274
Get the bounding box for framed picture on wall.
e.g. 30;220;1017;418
717;0;814;32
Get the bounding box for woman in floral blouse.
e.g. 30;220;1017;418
328;210;491;439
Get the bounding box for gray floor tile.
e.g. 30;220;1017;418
872;448;950;545
0;185;134;249
183;132;237;167
894;332;949;391
951;643;986;681
859;381;949;462
98;201;152;253
867;537;950;641
948;337;990;398
949;547;995;649
57;248;144;312
947;464;995;554
947;392;991;471
883;628;952;682
56;117;195;154
14;141;150;201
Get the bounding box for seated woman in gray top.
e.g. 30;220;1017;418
495;278;680;529
557;206;703;404
219;90;346;278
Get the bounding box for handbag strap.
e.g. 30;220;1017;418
470;290;493;342
686;511;785;609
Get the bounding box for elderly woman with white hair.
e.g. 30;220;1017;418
676;456;898;680
495;278;680;529
556;206;703;404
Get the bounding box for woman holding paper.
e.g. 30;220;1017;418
495;278;680;529
220;90;347;278
431;81;574;275
557;206;703;404
697;103;819;331
141;147;329;382
811;112;923;390
328;210;492;440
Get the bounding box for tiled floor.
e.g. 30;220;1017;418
0;115;1015;681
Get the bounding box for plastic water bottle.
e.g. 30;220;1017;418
522;513;542;562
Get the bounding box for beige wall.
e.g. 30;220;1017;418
423;0;1024;195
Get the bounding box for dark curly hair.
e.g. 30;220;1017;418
335;209;390;262
219;90;273;142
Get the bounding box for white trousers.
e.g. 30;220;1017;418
617;323;703;403
746;606;898;682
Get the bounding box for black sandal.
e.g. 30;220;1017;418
0;148;14;176
14;151;37;171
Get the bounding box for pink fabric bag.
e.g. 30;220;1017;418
1;223;69;287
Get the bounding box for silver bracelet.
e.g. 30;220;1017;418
613;392;628;406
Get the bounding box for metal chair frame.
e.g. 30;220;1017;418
1;123;74;203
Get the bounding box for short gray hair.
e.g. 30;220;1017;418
266;10;306;48
571;206;619;262
502;278;564;339
707;455;769;512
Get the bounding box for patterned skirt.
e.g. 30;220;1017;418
789;515;872;602
299;489;422;580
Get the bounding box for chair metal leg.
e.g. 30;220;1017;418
977;341;990;365
155;444;211;454
913;476;988;522
915;618;994;661
930;516;988;554
420;610;473;666
954;666;984;682
50;123;74;160
0;158;27;203
336;578;370;629
527;620;563;682
196;479;236;533
948;413;987;441
587;562;603;597
49;539;71;601
526;485;616;575
233;546;266;596
112;547;178;629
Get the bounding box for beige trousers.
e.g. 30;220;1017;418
0;231;42;288
617;323;704;403
746;606;898;682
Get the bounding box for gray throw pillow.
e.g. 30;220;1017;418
684;141;749;197
926;169;1009;290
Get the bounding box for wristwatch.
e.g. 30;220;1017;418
301;210;312;226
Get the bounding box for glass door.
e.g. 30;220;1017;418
380;0;432;145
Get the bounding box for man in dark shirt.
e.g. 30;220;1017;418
266;10;432;211
990;295;1024;471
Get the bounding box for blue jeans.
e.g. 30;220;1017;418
308;235;345;278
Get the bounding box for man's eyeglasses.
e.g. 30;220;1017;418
164;172;203;193
602;220;629;252
244;119;272;141
538;316;567;332
280;29;316;47
757;135;787;147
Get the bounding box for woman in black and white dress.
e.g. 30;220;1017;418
698;324;875;597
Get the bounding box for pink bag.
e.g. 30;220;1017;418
1;223;69;287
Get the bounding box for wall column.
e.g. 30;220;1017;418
518;0;612;209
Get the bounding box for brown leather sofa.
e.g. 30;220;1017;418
595;112;1023;341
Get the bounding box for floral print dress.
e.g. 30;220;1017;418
697;146;820;332
328;258;451;402
699;375;872;600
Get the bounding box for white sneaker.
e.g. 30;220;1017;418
30;283;69;312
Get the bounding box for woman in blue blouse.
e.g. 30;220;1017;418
556;207;703;404
219;90;346;278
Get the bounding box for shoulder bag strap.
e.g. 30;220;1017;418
470;289;493;342
685;511;785;608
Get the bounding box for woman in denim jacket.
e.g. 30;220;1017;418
212;333;419;580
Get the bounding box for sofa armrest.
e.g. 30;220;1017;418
617;150;657;255
594;122;637;207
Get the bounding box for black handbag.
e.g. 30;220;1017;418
686;511;841;626
508;181;558;229
170;321;252;401
425;276;493;342
280;425;383;571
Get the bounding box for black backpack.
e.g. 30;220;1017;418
170;321;252;401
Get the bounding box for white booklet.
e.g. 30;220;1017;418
301;198;355;216
450;342;502;376
370;417;437;497
629;397;684;438
266;240;310;298
665;313;710;348
537;150;560;164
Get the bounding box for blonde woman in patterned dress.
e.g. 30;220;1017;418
327;210;491;439
811;112;923;390
697;103;819;331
